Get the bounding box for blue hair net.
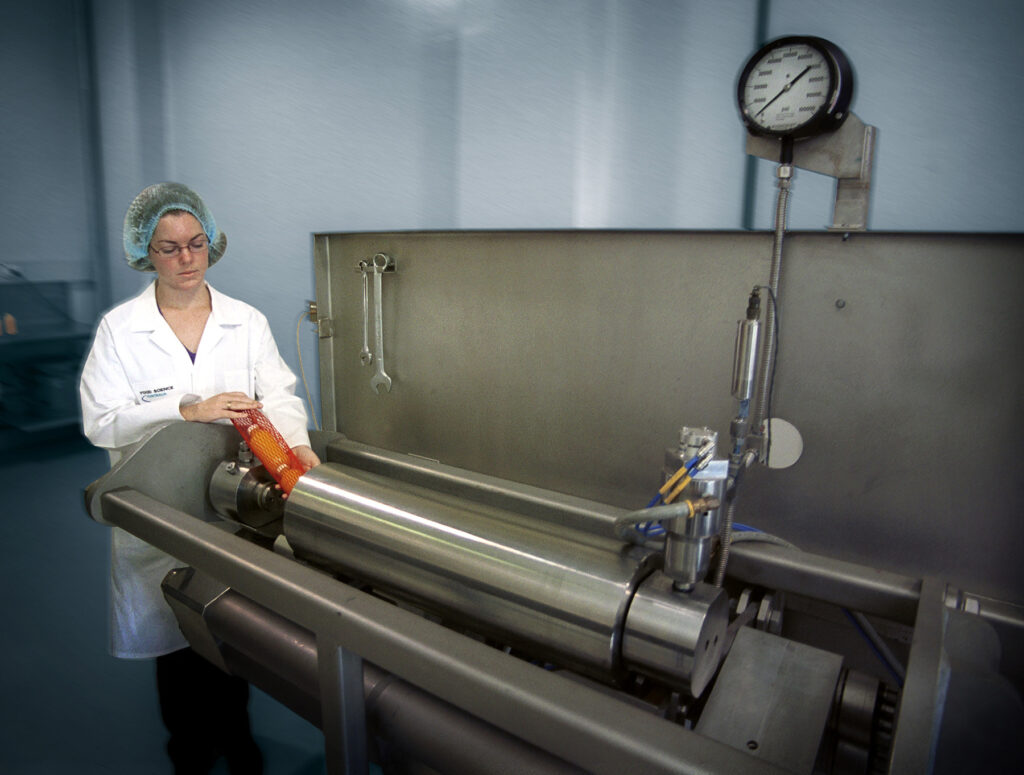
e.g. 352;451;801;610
123;182;227;272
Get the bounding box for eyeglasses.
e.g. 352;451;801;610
149;237;210;258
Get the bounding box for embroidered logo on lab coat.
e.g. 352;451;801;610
139;385;173;402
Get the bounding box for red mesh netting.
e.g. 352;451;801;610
231;408;305;493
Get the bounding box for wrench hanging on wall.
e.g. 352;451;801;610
369;252;394;394
358;261;373;366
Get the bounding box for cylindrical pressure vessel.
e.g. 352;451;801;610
283;463;726;694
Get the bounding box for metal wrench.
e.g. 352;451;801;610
359;262;373;365
369;253;392;393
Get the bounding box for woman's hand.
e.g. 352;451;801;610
180;392;262;423
291;444;321;471
275;445;320;499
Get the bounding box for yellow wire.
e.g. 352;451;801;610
659;463;690;496
296;310;321;431
663;475;692;505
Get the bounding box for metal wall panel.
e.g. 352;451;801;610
315;230;1024;603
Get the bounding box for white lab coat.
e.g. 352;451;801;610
80;281;311;658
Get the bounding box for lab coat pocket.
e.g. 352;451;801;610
221;368;252;396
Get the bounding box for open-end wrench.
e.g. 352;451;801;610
359;262;373;365
370;253;392;393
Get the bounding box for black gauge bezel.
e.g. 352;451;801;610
737;35;854;140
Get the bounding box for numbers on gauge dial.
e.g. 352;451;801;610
742;43;831;134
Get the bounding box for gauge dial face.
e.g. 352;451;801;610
738;37;852;139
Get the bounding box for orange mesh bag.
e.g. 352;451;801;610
231;408;305;493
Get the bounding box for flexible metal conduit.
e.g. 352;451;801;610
753;167;791;434
713;167;792;588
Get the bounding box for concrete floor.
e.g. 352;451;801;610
0;433;329;774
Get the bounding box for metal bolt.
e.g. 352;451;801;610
835;299;846;309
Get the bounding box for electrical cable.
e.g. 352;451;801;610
647;447;711;508
754;284;779;466
614;500;705;549
727;530;798;550
711;449;756;587
727;525;907;686
638;447;712;532
732;522;760;532
843;609;906;687
295;310;321;431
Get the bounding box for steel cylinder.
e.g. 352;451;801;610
662;429;727;589
190;583;587;774
731;317;760;401
622;574;728;697
283;463;723;692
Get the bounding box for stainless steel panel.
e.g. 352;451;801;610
83;420;240;525
315;230;1024;603
319;230;764;501
696;626;843;773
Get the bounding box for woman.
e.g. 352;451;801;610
80;182;319;773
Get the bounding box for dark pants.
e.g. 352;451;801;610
156;647;264;775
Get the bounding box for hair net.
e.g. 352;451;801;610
123;182;227;272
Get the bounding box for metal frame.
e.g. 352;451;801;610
746;113;877;231
97;483;1024;775
318;640;367;773
98;486;788;775
887;577;949;774
84;424;1024;773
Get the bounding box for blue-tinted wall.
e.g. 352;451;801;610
5;0;1024;405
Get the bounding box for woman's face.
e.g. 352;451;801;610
149;211;210;293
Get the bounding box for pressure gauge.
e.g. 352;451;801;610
737;36;853;139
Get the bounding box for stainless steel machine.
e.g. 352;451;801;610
85;229;1024;774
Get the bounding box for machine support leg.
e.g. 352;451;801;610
318;637;368;775
887;577;948;774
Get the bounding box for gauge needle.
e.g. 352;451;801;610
755;66;811;117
